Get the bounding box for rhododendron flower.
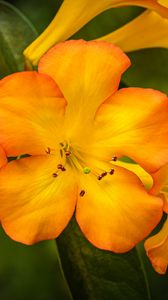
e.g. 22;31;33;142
145;164;168;274
24;0;168;65
0;40;168;252
99;10;168;52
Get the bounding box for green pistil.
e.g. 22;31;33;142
83;167;91;174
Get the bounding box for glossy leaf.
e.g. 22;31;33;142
57;217;151;300
0;1;37;78
7;0;63;33
123;48;168;94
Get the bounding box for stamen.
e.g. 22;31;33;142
101;171;107;177
97;175;103;180
45;147;51;154
57;164;66;171
52;173;58;178
60;149;63;158
65;150;71;156
80;190;85;197
109;169;114;175
111;156;118;161
57;164;63;169
112;156;117;161
83;167;91;174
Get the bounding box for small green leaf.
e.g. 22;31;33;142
123;48;168;94
0;0;38;78
57;217;151;300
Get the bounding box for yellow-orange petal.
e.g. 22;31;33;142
0;145;7;168
99;10;168;52
24;0;168;65
0;71;66;157
150;164;168;212
39;40;130;124
145;216;168;274
158;0;168;8
76;164;163;252
0;156;77;245
94;87;168;173
113;160;153;190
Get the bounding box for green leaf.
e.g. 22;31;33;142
7;0;63;34
123;49;168;94
0;0;38;78
57;217;151;300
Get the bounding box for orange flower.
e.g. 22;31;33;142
0;40;167;251
145;164;168;274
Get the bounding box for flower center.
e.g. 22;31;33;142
46;142;116;197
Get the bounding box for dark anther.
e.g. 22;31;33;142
80;190;85;197
52;173;58;178
45;147;51;154
109;169;114;175
57;164;66;171
112;156;117;161
57;164;63;169
97;175;103;180
65;150;71;156
101;172;107;177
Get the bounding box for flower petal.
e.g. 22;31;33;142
0;156;77;244
158;0;168;8
95;88;168;173
39;40;130;121
0;145;7;168
150;164;168;212
114;160;153;190
99;10;168;51
0;71;66;156
76;164;163;252
24;0;168;65
145;216;168;274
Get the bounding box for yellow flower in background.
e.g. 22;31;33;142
24;0;168;65
99;10;168;52
0;40;168;251
158;0;168;8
